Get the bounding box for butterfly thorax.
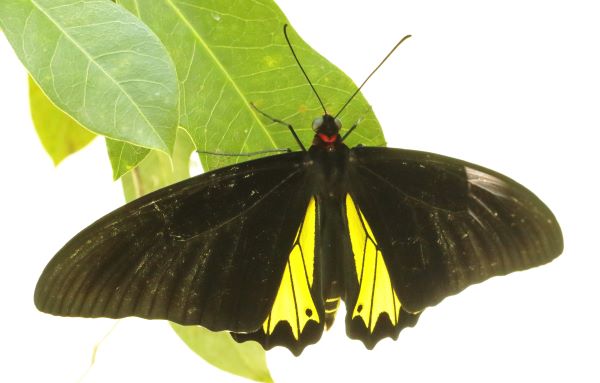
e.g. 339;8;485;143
307;113;350;195
308;143;349;200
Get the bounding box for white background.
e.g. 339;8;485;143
1;0;599;382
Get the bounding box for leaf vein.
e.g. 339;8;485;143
30;0;168;150
163;0;277;149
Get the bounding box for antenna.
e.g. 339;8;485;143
334;34;412;118
283;24;328;114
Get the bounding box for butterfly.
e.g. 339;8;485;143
34;27;563;356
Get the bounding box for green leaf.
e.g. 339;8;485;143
114;1;387;379
171;323;273;383
0;0;179;153
106;139;150;180
120;128;195;202
116;0;384;172
28;76;96;165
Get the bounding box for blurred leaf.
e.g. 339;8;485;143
121;129;195;202
0;0;178;152
106;139;150;180
28;76;95;164
117;0;384;172
171;323;273;383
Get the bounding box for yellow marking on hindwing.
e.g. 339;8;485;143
262;198;319;339
346;195;401;332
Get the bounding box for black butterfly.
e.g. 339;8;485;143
34;28;563;356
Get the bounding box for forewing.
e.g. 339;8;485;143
348;147;563;313
35;152;313;332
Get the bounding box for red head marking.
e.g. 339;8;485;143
318;133;338;144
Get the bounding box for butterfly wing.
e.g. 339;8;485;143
342;146;562;343
232;197;326;355
343;193;421;348
34;152;316;333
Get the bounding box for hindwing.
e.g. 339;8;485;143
232;198;324;355
344;194;420;348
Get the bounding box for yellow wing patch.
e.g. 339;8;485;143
262;197;320;339
346;194;401;332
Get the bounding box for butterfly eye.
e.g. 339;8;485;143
312;117;323;131
334;118;342;129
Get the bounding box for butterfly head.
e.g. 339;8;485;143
312;114;342;146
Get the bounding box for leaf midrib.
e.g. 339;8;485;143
164;0;278;150
30;0;167;151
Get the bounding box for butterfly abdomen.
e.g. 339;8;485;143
316;192;353;328
324;297;341;329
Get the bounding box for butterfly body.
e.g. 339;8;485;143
307;146;350;303
34;108;563;356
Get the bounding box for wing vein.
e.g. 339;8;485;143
178;168;304;241
287;259;300;338
368;248;379;330
357;164;466;214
